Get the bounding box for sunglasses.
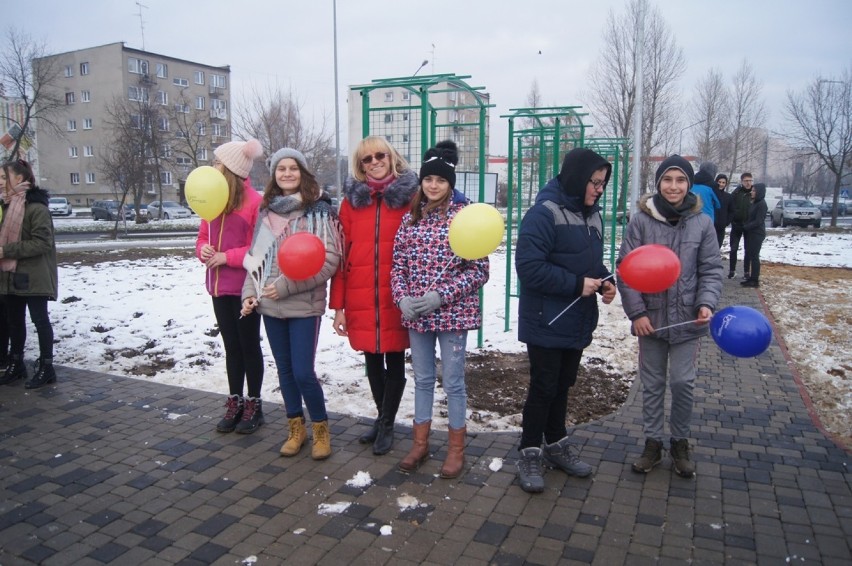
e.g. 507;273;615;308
360;152;388;165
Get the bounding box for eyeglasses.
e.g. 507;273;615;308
588;179;606;189
360;152;388;165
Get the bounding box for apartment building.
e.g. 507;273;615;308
347;78;490;173
34;42;230;207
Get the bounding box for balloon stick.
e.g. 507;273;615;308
547;274;614;326
652;317;704;332
425;255;456;293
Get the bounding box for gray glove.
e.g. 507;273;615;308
398;296;420;321
413;291;442;316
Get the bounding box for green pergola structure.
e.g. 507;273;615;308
350;74;495;345
501;106;630;332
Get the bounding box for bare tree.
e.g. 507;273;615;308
232;83;335;186
689;68;730;162
586;0;686;196
0;28;65;159
167;92;215;179
784;69;852;226
726;60;766;178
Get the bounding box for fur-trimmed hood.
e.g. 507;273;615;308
638;192;702;223
342;169;419;210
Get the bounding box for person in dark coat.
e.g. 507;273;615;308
514;148;617;493
0;159;58;389
712;174;733;249
741;183;767;288
728;173;754;279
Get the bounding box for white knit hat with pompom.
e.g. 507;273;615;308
213;138;263;178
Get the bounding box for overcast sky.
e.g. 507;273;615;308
11;0;852;156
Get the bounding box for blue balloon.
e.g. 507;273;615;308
710;305;773;358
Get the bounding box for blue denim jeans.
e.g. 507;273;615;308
263;315;328;422
408;329;468;429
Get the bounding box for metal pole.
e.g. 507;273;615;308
629;0;646;214
332;0;342;200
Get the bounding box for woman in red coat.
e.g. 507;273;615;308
330;137;418;455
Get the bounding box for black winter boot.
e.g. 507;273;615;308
235;397;264;434
0;354;27;385
25;357;56;389
373;378;407;455
216;395;244;433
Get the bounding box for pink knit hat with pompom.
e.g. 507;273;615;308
213;138;263;178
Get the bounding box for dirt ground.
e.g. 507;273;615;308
56;248;850;450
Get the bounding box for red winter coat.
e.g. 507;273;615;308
329;170;418;353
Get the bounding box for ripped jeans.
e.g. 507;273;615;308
408;329;468;429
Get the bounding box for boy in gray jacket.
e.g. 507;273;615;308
616;155;723;478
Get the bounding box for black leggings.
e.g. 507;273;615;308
364;351;406;408
212;295;264;398
5;295;53;360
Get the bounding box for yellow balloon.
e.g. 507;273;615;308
185;166;228;221
448;203;505;260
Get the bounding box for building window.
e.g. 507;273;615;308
194;71;204;85
211;98;227;111
158;117;169;132
160;144;171;158
195;96;205;110
211;74;226;89
195;122;206;135
69;146;78;158
173;77;189;87
402;134;409;142
174;103;190;114
130;114;142;129
156;90;168;105
67;120;77;132
80;62;89;75
81;90;91;102
161;171;172;184
211;123;224;136
384;114;393;123
128;85;149;102
384;91;394;102
85;172;96;184
402;113;409;121
175;130;188;139
196;148;208;161
385;135;393;142
176;156;192;166
84;145;94;157
64;65;73;77
83;118;93;130
65;92;75;105
128;57;149;75
70;172;80;185
402;91;410;101
156;63;168;78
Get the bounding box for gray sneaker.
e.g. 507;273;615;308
670;438;695;478
632;438;663;473
517;447;545;493
543;437;593;477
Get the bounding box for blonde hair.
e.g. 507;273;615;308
350;136;410;182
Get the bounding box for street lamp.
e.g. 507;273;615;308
678;119;706;155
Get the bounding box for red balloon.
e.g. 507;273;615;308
277;233;326;281
617;244;681;293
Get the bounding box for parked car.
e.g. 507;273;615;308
48;197;73;216
91;200;134;221
147;200;192;220
770;199;822;228
818;201;847;216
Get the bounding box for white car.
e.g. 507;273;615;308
147;200;192;220
48;197;73;216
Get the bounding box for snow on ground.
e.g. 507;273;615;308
25;220;852;436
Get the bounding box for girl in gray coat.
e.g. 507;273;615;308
616;155;723;478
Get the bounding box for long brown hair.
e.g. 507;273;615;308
2;159;38;190
220;166;244;215
262;158;320;210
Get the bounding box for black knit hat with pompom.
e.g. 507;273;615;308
419;140;458;189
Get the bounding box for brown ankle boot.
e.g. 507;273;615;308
398;420;431;473
440;426;466;479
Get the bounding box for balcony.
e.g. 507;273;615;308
209;108;228;121
209;85;225;97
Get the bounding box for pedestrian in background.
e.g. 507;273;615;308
391;140;489;479
728;172;754;279
514;147;616;493
241;148;342;460
712;173;733;249
741;182;767;288
617;155;723;478
691;161;720;222
330;136;418;456
197;138;265;434
0;159;58;389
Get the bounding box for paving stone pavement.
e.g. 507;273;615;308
1;276;850;565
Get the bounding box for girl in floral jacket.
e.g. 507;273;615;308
390;141;489;479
